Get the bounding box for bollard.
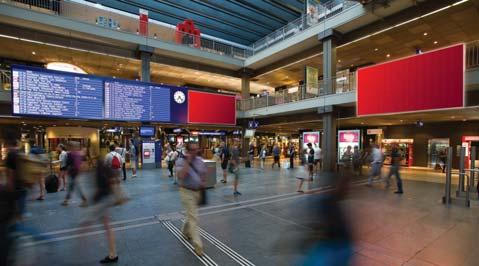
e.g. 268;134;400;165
456;146;466;196
466;173;470;207
443;147;453;205
469;146;476;192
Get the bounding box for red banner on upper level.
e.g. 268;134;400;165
188;91;236;125
357;44;464;116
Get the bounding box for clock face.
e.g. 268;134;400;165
174;91;185;104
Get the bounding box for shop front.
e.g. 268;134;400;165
381;139;414;167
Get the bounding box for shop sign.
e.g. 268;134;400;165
463;136;479;141
338;130;361;162
382;139;414;144
197;132;225;136
339;130;360;143
302;131;320;149
367;128;383;135
248;120;259;129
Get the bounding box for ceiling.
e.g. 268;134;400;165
255;0;479;88
86;0;309;45
0;36;274;94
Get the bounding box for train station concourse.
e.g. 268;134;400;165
1;0;479;265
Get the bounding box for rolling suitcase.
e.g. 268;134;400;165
245;160;251;168
45;174;59;193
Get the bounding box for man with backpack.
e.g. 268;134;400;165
105;144;128;205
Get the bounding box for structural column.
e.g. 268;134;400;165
239;68;254;99
319;29;341;172
138;45;154;82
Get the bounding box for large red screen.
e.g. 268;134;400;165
188;91;236;125
357;44;464;116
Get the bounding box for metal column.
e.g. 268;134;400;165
442;147;453;204
456;146;465;196
469;146;476;192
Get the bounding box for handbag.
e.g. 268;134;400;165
188;161;207;206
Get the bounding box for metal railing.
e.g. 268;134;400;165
466;40;479;69
251;0;358;54
0;0;253;59
237;73;356;111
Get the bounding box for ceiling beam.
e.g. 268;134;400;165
150;54;239;77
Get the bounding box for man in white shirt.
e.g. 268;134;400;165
368;144;383;186
313;143;322;173
114;142;127;181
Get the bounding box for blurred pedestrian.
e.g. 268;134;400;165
128;138;138;178
385;144;404;194
0;136;21;266
29;142;48;201
57;144;68;191
80;159;119;264
313;143;322;174
259;145;267;170
166;146;179;178
230;144;241;196
297;143;314;193
352;146;362;176
62;142;88;207
247;142;254;168
289;143;296;169
367;144;383;186
220;142;230;183
105;144;128;205
176;143;206;256
272;144;281;168
116;143;127;181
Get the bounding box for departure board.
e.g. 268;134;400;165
11;66;103;119
104;80;171;121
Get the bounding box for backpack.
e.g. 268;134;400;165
111;153;121;169
308;149;315;164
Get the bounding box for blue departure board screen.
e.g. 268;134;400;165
11;66;103;119
104;80;171;121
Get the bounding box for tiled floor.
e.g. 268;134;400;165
11;162;479;266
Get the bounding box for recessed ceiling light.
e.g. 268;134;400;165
400;120;403;122
360;122;364;125
285;76;289;78
386;54;391;58
338;59;341;63
31;51;36;55
423;32;428;36
374;48;379;51
451;116;455;119
434;41;438;44
462;119;467;122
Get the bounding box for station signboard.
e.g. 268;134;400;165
11;65;235;126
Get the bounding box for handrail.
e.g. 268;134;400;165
238;41;479;112
0;0;253;59
251;0;359;54
1;0;358;59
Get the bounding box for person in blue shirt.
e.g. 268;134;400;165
272;144;281;168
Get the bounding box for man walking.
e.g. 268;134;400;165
272;144;281;168
385;144;404;194
230;144;241;196
62;142;88;207
220;142;230;183
176;143;206;256
289;144;296;169
368;144;383;186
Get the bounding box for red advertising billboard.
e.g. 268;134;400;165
139;9;148;36
357;44;464;116
188;91;236;125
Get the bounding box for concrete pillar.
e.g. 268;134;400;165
321;112;337;172
239;68;254;99
318;29;341;172
241;76;250;99
138;45;154;82
319;29;341;94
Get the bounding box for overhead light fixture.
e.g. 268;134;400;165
423;32;428;36
338;59;341;63
46;62;87;74
434;41;438;44
374;48;379;51
386;54;391;58
31;51;36;55
451;116;455;119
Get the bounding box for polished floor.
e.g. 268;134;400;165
12;161;479;266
